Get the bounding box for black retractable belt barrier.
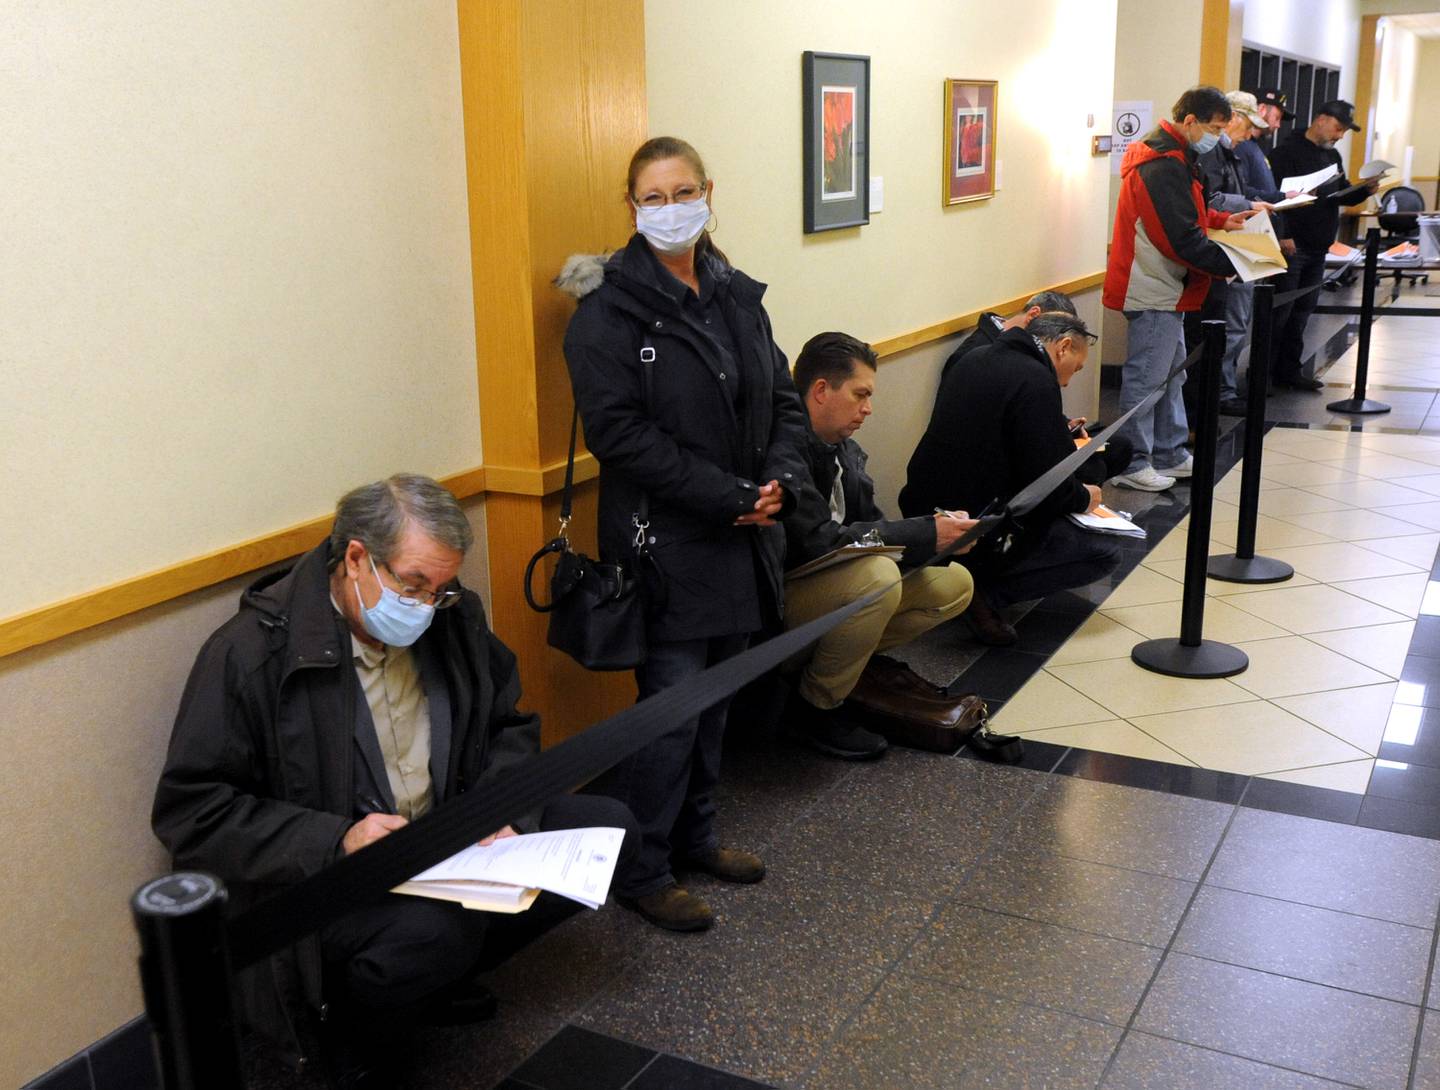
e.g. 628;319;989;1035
1328;227;1391;415
1132;320;1249;679
1207;282;1295;585
130;326;1221;1087
132;873;245;1090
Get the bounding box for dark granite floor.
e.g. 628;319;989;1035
454;736;1440;1090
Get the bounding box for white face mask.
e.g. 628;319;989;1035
634;198;711;256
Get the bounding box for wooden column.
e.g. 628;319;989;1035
1351;14;1382;181
457;0;645;745
1200;0;1244;89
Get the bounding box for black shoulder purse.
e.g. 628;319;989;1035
523;340;658;671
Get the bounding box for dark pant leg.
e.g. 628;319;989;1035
671;632;750;860
591;637;711;898
1273;248;1327;382
321;896;492;1013
986;520;1123;608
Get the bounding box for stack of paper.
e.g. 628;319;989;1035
394;826;626;913
1361;159;1396;181
1068;505;1146;539
1268;193;1317;211
1380;242;1423;267
1207;210;1287;282
1326;242;1361;267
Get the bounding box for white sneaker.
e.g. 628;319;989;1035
1156;455;1194;479
1109;465;1177;491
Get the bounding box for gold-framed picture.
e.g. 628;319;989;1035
943;79;998;206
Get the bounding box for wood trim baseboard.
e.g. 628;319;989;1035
3;272;1103;659
0;466;485;660
871;270;1106;359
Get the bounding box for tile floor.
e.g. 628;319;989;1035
987;332;1440;817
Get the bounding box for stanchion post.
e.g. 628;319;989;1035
1132;320;1249;678
132;872;246;1090
1329;226;1391;415
1207;282;1295;584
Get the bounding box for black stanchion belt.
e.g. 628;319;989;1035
227;335;1210;971
1270;256;1362;309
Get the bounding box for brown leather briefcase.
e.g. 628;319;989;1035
847;655;990;753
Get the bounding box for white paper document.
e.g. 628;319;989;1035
1279;164;1339;194
1360;159;1396;180
1268;193;1316;211
1068;505;1145;539
397;826;626;912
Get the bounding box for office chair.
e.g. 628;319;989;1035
1377;185;1428;287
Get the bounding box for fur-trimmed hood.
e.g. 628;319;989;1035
554;252;612;300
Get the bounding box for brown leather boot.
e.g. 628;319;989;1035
619;883;714;932
682;847;766;884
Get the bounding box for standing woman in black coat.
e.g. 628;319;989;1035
559;136;810;932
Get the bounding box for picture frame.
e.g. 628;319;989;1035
943;79;998;206
802;51;870;233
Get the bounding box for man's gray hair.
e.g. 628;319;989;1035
329;473;474;564
1029;312;1097;345
1024;291;1077;316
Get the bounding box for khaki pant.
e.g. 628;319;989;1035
783;556;974;709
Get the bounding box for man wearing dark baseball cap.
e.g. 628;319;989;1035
1267;98;1375;390
1253;88;1294;123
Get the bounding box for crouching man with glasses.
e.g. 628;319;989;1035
152;473;639;1088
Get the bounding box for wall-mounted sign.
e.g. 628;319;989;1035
1112;100;1152;176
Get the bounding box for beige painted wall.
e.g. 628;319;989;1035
0;2;481;621
1410;38;1440;186
1372;18;1420;169
1102;0;1205;365
2;3;489;1083
2;498;488;1088
644;0;1117;383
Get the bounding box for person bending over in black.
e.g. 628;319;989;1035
900;313;1122;646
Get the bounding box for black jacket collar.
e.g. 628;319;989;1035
604;233;766;315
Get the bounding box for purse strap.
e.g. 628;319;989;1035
557;336;654;545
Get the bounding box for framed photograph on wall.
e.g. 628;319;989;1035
802;51;870;233
943;79;998;205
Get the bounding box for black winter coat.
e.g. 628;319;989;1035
940;311;1006;380
785;425;936;569
1268;133;1351;252
151;540;540;1063
899;328;1090;528
561;235;810;640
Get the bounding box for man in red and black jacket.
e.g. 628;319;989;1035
1103;86;1250;492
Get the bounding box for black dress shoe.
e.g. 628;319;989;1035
1219;397;1249;416
786;691;888;759
965;596;1017;646
1276;375;1324;391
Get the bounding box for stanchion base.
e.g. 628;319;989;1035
1327;397;1391;414
1207;554;1295;584
1132;638;1249;679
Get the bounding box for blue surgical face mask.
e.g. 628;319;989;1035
1219;132;1233;149
353;555;435;647
1192;131;1220;155
633;197;711;256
